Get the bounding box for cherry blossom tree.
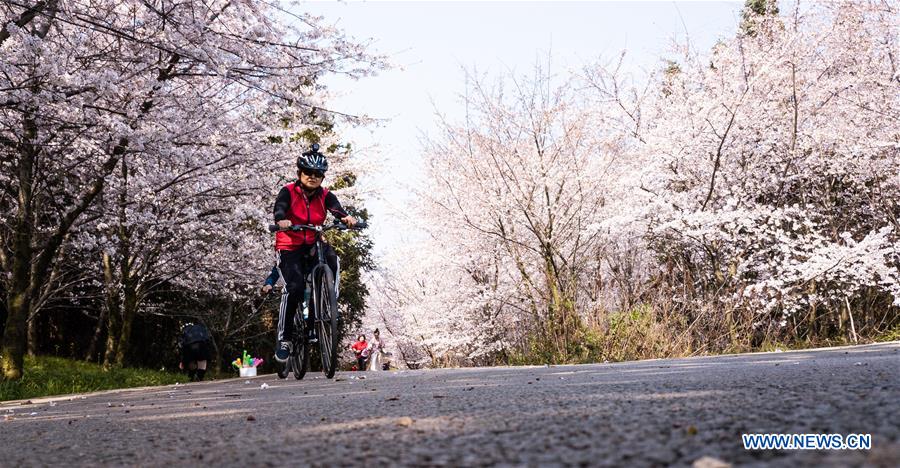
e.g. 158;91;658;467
373;0;898;365
371;67;626;364
0;0;383;379
618;0;900;346
364;240;503;366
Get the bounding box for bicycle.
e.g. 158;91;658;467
269;220;366;379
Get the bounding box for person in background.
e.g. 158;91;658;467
350;334;368;371
179;322;212;382
367;328;386;371
258;265;315;340
260;265;280;296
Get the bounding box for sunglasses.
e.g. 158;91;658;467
301;169;325;179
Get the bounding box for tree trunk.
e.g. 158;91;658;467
26;312;38;356
102;252;121;367
2;289;29;380
210;334;221;375
543;243;576;362
85;305;108;362
838;303;848;338
112;156;135;367
215;303;235;372
0;300;6;340
805;280;817;340
114;279;138;366
1;113;37;381
102;312;120;367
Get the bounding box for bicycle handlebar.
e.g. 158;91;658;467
268;220;368;233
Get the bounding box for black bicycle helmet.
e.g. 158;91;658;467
297;143;328;173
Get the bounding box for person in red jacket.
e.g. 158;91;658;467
272;144;356;362
350;334;369;371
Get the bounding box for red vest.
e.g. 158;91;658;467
275;183;329;250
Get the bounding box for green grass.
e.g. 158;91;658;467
875;323;900;343
0;355;189;402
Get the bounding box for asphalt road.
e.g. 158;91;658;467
2;342;898;467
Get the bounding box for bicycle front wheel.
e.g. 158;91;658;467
291;332;309;380
296;311;309;380
314;266;340;378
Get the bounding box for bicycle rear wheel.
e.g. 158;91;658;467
314;266;340;379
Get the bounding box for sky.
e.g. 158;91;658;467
285;1;746;257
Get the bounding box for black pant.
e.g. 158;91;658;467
277;244;338;342
181;341;210;381
181;341;211;367
357;356;367;371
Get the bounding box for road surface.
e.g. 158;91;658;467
2;342;898;467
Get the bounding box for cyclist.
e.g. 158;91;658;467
272;143;356;363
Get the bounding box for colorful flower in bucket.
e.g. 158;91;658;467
233;353;264;370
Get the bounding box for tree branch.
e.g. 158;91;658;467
0;0;57;46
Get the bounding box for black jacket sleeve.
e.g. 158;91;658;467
324;191;349;219
273;187;291;222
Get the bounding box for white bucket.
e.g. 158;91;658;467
239;367;257;377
